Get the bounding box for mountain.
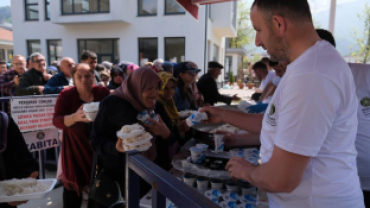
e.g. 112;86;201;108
0;6;11;23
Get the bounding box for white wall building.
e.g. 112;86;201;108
0;24;13;64
11;0;237;82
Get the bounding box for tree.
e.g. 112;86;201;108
351;4;370;63
229;71;235;84
228;1;255;49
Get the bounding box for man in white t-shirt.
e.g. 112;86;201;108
201;0;364;207
251;61;275;101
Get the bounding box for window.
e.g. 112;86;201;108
7;50;13;63
47;40;63;65
0;50;5;61
138;0;157;16
165;0;185;14
62;0;109;15
213;44;219;61
25;0;39;21
165;37;185;63
78;39;119;63
27;40;41;56
45;0;50;20
138;38;158;66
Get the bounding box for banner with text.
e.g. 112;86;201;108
23;129;59;152
11;97;57;132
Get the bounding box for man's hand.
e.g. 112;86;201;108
38;86;44;95
72;105;90;123
144;116;171;139
232;94;241;101
13;75;20;86
215;131;240;146
199;106;224;124
226;157;256;181
43;74;52;81
63;85;71;89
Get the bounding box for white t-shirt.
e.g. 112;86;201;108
259;70;276;91
350;63;370;191
272;76;281;86
260;41;364;208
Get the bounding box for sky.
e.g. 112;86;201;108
0;0;10;7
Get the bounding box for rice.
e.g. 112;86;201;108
123;132;151;144
124;142;151;151
120;123;144;133
210;124;239;134
0;178;48;196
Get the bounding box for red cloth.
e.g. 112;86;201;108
53;86;110;194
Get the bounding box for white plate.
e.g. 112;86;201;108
0;179;57;203
116;130;146;140
123;134;153;147
124;142;152;152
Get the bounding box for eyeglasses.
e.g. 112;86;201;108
34;59;45;63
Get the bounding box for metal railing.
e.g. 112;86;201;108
125;151;219;208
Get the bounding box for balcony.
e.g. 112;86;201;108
209;1;237;37
50;0;132;24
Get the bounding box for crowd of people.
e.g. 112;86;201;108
0;0;369;207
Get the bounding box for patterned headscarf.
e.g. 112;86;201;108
158;72;180;125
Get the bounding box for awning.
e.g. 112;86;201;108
176;0;236;20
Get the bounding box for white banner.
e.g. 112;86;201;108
23;129;59;152
11;97;57;132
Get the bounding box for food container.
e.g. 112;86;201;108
222;192;239;202
225;180;239;193
0;179;57;203
83;102;100;121
190;147;204;164
210;179;223;190
196;176;208;190
185;111;208;127
219;200;238;208
239;195;257;204
214;134;225;152
204;189;222;199
182;173;196;187
237;202;256;208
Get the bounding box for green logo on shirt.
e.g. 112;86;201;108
361;97;370;107
269;103;276;115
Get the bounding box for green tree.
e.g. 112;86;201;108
228;1;255;49
351;4;370;63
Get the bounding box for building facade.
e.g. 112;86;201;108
224;38;246;82
12;0;237;81
0;23;13;64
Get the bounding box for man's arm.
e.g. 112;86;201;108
222;132;261;147
260;81;276;102
43;76;64;95
227;146;310;193
201;107;263;134
15;75;41;96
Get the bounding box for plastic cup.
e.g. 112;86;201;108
190;147;204;164
225;180;239;193
185;111;208;127
84;111;98;121
230;149;244;157
214;134;225;152
183;173;196;187
210;179;223;190
196;176;209;190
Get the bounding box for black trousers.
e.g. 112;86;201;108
364;190;370;208
63;188;82;208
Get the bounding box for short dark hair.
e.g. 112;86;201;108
0;61;6;65
81;50;97;61
316;29;336;47
208;61;224;69
252;0;312;24
261;57;270;65
252;61;268;72
95;64;106;72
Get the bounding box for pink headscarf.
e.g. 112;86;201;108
127;64;139;74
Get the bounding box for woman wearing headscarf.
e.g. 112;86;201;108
173;62;200;111
53;63;110;208
107;67;124;90
89;67;179;208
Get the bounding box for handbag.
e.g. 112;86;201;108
89;169;125;208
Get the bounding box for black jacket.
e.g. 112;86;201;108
0;113;39;208
90;95;179;173
197;73;232;106
15;68;48;96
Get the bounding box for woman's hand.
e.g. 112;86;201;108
73;105;90;123
116;137;126;153
144;116;171;139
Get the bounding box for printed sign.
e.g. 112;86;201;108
23;129;59;152
11;97;57;132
